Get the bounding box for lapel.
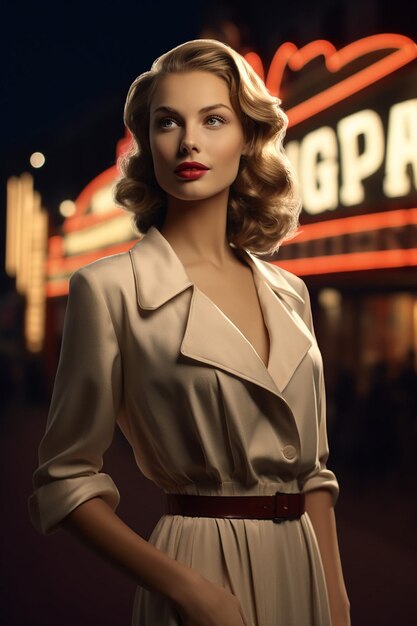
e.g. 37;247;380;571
129;225;313;398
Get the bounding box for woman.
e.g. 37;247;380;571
29;39;350;626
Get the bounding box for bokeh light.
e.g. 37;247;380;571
29;152;46;168
59;200;76;217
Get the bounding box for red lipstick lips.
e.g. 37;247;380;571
174;161;209;180
174;161;209;172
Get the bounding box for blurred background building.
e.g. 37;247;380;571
1;1;416;625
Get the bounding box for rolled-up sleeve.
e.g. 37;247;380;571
300;365;340;505
28;267;122;534
297;278;340;506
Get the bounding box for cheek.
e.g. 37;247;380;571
151;151;173;187
150;134;173;167
215;135;245;163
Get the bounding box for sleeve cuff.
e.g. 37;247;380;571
300;467;340;507
28;473;120;535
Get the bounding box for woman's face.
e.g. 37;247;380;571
149;71;247;205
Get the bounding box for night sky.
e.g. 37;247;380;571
1;1;205;292
3;2;203;177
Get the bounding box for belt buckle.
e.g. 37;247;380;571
273;491;287;524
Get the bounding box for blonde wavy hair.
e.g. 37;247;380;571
114;38;301;255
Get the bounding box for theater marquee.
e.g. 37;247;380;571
245;34;417;275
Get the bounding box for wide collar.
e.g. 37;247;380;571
129;225;313;398
130;225;305;309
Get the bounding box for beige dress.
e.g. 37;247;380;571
29;225;339;626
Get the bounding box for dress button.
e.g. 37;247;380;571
282;444;297;460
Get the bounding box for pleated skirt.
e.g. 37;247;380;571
131;512;332;626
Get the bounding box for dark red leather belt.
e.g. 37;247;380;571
166;492;305;523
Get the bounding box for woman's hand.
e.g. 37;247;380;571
61;499;250;625
175;573;249;626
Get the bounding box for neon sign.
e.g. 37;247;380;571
242;34;417;275
284;99;417;215
244;34;417;126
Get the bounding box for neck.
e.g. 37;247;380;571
160;189;237;269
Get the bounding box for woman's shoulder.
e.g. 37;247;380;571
273;264;309;300
69;249;134;296
71;249;132;279
254;255;309;302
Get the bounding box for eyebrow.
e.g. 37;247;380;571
151;103;233;116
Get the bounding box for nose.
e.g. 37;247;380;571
179;123;200;155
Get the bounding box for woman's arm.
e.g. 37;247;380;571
31;266;247;625
61;496;196;608
305;489;351;626
293;279;350;623
62;497;249;626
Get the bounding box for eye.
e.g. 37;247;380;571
157;116;179;129
206;115;227;126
